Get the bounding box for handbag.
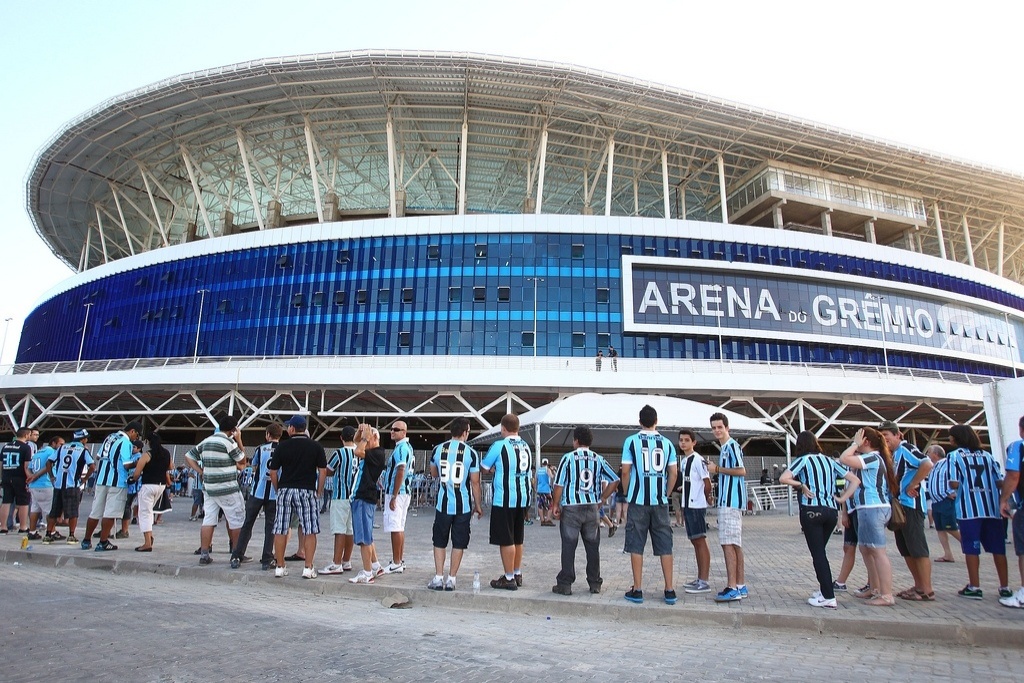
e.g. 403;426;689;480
885;498;905;531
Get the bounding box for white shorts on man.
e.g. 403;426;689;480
382;493;411;532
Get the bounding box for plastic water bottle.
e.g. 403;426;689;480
473;571;481;595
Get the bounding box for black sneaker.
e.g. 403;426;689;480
94;540;118;552
490;575;518;591
514;573;523;587
42;534;56;544
624;588;644;604
833;581;848;592
551;584;572;596
199;554;213;566
27;532;42;541
230;557;241;569
664;589;678;605
261;560;276;571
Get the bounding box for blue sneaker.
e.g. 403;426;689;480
714;587;742;602
738;585;749;599
664;589;678;605
80;539;92;550
624;588;644;604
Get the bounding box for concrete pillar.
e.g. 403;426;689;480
772;204;784;229
324;192;340;222
820;210;833;236
932;202;947;260
717;154;729;223
266;200;282;228
961;215;975;267
864;220;876;244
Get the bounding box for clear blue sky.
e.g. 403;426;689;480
1;0;1021;362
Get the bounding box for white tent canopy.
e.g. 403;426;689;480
468;393;783;458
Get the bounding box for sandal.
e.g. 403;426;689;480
906;590;935;601
933;557;955;563
854;586;877;599
866;595;895;606
896;587;919;600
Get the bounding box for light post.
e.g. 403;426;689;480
526;277;544;357
1003;311;1019;378
867;294;889;377
0;317;12;365
76;303;94;371
194;289;210;362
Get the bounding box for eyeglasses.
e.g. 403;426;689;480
391;427;405;432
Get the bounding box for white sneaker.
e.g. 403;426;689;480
349;570;374;584
808;594;837;609
341;562;353;571
372;564;385;578
427;576;445;590
302;567;318;579
274;567;289;578
999;587;1024;608
810;590;822;600
444;576;456;592
383;561;405;574
321;563;345;575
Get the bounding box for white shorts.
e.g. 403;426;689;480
202;490;245;529
382;493;411;533
718;507;743;546
89;485;128;520
30;488;53;517
330;498;354;535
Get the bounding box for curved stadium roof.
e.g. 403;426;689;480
26;50;1024;282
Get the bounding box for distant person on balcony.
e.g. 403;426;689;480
595;349;603;371
607;345;618;371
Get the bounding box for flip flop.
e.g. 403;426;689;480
934;557;955;563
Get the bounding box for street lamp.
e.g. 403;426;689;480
0;317;12;365
1003;311;1018;379
194;289;210;362
866;294;889;377
76;303;94;371
526;277;545;357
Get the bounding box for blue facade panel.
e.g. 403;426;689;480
17;231;1024;377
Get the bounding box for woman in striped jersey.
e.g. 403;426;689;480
780;431;860;609
839;427;901;606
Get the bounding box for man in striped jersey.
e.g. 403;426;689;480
708;412;747;602
879;421;935;600
621;405;678;605
232;422;281;570
381;420;414;575
427;418;482;591
80;420;142;551
43;430;93;544
185;414;247;566
323;425;358;575
947;424;1010;600
550;426;619;596
482;413;533;590
925;444;961;563
27;435;63;539
999;416;1024;608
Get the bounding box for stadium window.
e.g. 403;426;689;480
521;331;535;347
217;299;232;314
402;287;414;303
449;287;462;303
597;333;611;348
312;291;324;306
276;254;291;268
357;289;367;304
374;332;386;346
336;249;350;264
428;245;440;260
141;310;153;322
620;246;633;255
292;293;304;308
333;290;347;305
152;309;165;321
643;246;657;256
135;276;148;288
399;331;411;347
571;244;584;259
474;286;486;302
667;248;680;258
572;332;586;349
597;288;610;304
378;288;391;304
475;244;488;258
170;306;183;320
103;316;119;328
160;271;174;283
497;286;510;302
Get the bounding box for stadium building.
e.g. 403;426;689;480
6;51;1024;450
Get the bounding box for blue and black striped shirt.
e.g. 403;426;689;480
431;439;479;515
482;436;533;508
93;431;135;488
788;453;847;509
327;446;357;501
621;431;677;506
249;441;278;501
554;447;619;506
716;438;747;510
949;448;1003;520
893;441;928;513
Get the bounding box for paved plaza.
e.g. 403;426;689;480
3;496;1022;652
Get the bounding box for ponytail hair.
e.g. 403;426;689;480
861;426;900;501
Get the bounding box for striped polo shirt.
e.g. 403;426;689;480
621;430;677;506
382;439;414;496
432;439;480;515
185;432;245;498
327;446;357;501
788;453;847;509
949;448;1003;520
482;435;533;508
926;457;956;503
716;438;747;510
553;447;618;507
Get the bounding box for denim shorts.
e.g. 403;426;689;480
856;506;891;548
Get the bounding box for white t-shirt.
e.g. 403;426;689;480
679;453;710;509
